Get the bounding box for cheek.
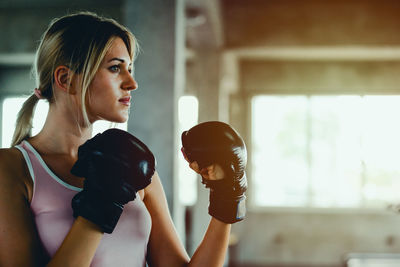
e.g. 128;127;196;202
86;81;104;112
86;73;121;113
88;79;110;102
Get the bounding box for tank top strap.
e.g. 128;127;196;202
15;141;35;184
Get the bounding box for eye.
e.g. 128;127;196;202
128;68;132;74
109;65;120;73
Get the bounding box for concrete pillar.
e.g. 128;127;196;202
186;49;221;255
123;0;185;229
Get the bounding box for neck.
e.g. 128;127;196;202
30;102;93;158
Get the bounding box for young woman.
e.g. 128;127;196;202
0;12;246;267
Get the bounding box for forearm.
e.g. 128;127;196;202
188;217;231;267
46;217;103;267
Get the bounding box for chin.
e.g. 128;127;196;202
114;114;129;123
95;109;129;123
108;116;127;123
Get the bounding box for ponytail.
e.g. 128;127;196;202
11;94;39;147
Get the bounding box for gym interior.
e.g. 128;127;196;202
1;0;400;266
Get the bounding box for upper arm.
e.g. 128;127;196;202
143;172;189;267
0;149;47;266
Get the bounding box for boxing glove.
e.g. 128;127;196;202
181;121;247;224
70;128;155;233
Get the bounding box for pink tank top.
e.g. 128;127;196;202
15;140;152;267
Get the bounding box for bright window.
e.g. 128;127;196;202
2;97;126;148
2;97;25;147
251;95;400;208
1;97;49;148
178;95;199;206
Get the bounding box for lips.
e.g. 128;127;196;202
119;96;131;106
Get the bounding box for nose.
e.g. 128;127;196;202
122;73;138;91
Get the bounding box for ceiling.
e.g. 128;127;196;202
185;0;400;50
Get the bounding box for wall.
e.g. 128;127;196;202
241;60;400;94
233;210;400;267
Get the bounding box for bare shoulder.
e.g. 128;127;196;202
0;147;32;200
0;147;47;266
0;147;22;177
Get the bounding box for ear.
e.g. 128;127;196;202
53;66;76;95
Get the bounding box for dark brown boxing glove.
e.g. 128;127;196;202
181;121;247;224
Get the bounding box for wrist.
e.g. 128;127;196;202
208;193;246;224
75;216;104;233
72;191;124;234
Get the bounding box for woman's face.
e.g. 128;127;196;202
86;37;137;123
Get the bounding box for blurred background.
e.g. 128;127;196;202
2;0;400;266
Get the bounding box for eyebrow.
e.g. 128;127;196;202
108;57;132;66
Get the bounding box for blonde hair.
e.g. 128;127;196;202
11;11;138;147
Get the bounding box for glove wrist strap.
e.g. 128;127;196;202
72;191;123;234
208;192;246;224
